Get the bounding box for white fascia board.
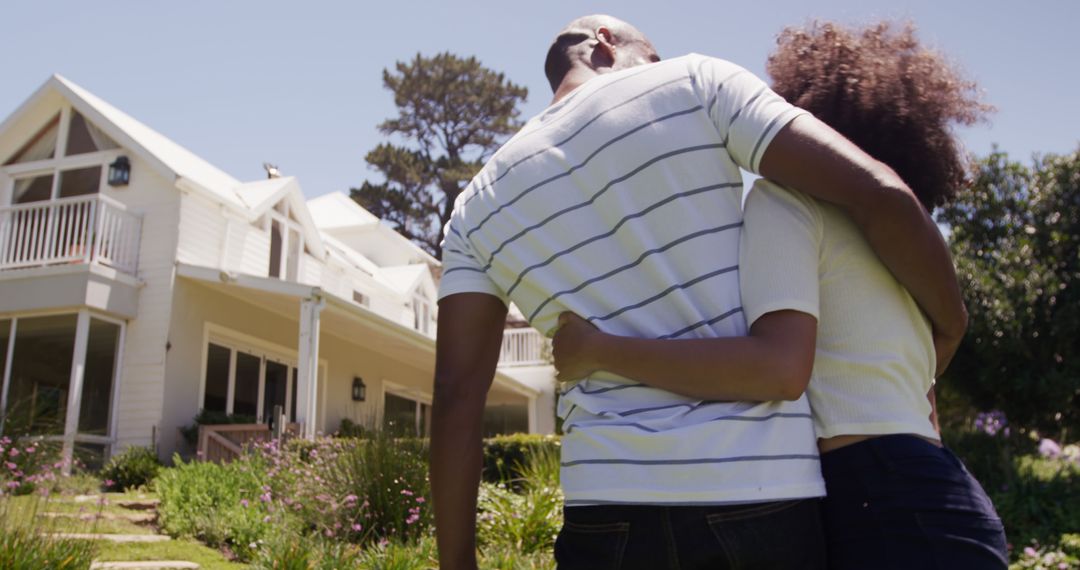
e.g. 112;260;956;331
176;261;320;299
176;177;250;217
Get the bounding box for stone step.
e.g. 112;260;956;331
47;533;171;543
116;499;161;511
40;511;156;523
91;563;199;569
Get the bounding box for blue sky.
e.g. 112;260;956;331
3;1;1077;198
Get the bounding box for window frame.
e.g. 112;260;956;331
2;107;123;207
198;322;327;424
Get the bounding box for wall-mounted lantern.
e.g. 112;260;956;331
351;377;367;402
108;156;131;186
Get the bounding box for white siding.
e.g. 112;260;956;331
176;192;225;267
225;221;270;276
110;157;182;454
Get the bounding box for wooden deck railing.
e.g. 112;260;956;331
0;194;142;274
197;423;300;463
498;328;549;367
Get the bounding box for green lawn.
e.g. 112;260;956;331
94;540;247;569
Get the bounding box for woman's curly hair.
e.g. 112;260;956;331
767;22;993;210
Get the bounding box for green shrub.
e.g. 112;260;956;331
947;427;1080;558
261;434;432;545
0;525;97;569
1011;533;1080;569
101;445;161;491
477;445;562;555
156;454;279;562
337;418;367;438
482;434;560;486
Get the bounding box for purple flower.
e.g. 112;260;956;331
1039;438;1063;459
352;523;363;532
240;499;250;508
974;410;1008;437
1023;546;1037;557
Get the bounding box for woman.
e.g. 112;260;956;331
552;22;1007;569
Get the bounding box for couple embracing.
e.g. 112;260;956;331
431;14;1007;570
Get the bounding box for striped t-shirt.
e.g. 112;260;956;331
438;54;824;505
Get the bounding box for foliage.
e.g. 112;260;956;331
253;433;432;545
946;420;1080;559
482;433;561;486
179;410;258;446
337;417;367;438
939;149;1080;435
351;52;528;258
155;454;278;562
1011;534;1080;570
477;445;562;555
0;525;97;569
101;445;161;491
0;435;64;495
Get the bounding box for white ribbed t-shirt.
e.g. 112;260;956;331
439;54;824;505
740;180;939;441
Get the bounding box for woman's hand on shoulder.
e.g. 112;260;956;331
552;312;606;383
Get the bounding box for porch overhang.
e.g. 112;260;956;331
175;262;539;435
0;263;140;318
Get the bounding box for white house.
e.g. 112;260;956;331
0;76;558;469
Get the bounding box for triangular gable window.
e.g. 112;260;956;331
4;114;59;165
65;112;118;156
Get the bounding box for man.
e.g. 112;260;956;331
431;15;966;570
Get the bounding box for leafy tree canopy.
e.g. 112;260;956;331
351;52;528;258
938;148;1080;435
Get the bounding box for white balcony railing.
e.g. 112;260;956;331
0;195;142;275
499;327;549;367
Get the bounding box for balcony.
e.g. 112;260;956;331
0;195;141;275
498;327;549;367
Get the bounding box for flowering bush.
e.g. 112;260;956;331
975;410;1011;437
250;433;432;545
156;454;280;562
1011;534;1080;569
0;436;63;496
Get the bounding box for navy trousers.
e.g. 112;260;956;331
820;434;1009;569
555;498;827;569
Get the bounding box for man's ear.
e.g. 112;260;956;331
593;26;616;63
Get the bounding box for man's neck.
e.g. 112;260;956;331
552;66;603;104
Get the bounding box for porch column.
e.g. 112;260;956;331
61;310;91;475
527;394;538;434
0;319;17;434
296;294;325;440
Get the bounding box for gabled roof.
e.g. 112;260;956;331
235;176;326;259
0;76;329;258
307;191;380;229
51;75;244;208
380;264;430;294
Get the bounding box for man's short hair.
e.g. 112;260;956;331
544;32;589;92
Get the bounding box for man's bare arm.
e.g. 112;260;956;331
759;115;967;375
431;293;508;570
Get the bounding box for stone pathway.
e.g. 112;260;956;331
91;563;199;569
44;494;202;569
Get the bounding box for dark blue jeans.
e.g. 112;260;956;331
555;498;827;570
820;434;1009;569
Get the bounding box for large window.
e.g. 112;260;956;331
0;313;122;467
412;292;434;336
383;390;431;437
201;340;298;424
5;315;77;434
4;110;119;205
265;200;305;281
